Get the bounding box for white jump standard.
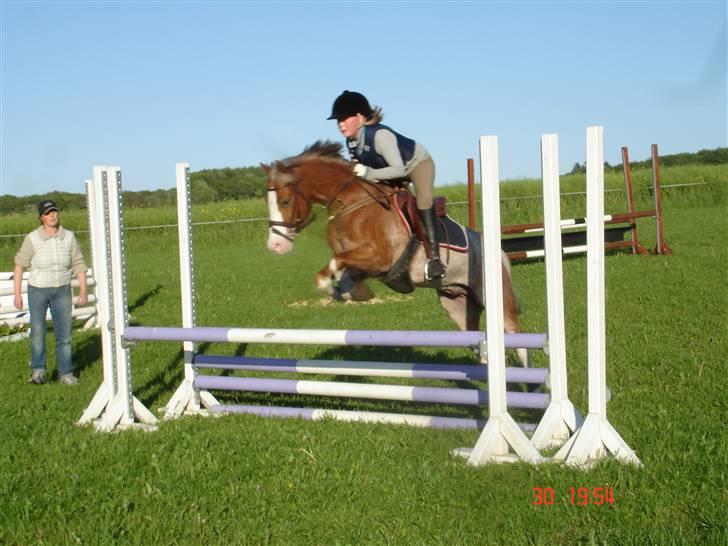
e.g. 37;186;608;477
552;127;641;466
78;166;157;431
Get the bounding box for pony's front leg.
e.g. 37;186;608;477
315;258;373;301
315;260;338;298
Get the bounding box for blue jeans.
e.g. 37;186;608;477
27;284;73;376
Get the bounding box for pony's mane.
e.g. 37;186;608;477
282;140;347;167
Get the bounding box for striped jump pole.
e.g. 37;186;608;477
194;353;548;434
194;375;550;410
209;405;540;434
193;354;550;384
500;211;656;236
123;326;547;349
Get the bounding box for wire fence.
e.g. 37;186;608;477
0;182;714;240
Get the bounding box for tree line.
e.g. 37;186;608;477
2;147;725;215
0;166;267;215
568;146;727;175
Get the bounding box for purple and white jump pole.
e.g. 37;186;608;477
124;326;546;349
194;375;550;409
208;405;543;433
193;354;549;384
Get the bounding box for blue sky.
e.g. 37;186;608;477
2;0;726;196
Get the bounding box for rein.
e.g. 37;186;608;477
326;177;392;222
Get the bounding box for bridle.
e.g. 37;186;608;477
324;175;392;223
267;180;314;242
267;168;393;240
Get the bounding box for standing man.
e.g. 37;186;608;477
14;199;88;385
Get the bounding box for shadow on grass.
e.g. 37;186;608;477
135;346;185;407
73;333;101;376
134;341;242;406
72;285;165;377
129;284;163;313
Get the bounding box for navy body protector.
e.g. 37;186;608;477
347;124;416;169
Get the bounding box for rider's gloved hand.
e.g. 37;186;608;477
353;163;368;177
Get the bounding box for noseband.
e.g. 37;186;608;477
267;181;314;241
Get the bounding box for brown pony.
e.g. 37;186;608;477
262;141;528;366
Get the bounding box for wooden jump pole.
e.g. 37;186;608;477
651;144;672;255
467;158;476;229
621;146;648;255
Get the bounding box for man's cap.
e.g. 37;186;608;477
38;200;59;216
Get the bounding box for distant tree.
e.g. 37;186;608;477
191;179;217;204
694;147;728;165
192;166;266;201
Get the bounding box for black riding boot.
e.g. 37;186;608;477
418;206;446;280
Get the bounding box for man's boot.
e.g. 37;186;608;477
418;206;446;280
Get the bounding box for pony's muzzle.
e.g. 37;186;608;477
267;227;295;255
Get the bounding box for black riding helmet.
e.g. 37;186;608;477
327;90;373;120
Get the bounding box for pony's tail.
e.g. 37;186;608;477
501;252;523;315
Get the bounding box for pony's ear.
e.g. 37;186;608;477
273;160;290;173
260;162;270;174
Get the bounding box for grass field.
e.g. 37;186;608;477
1;167;726;545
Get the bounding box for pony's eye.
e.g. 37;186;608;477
280;199;290;207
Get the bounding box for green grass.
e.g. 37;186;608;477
1;171;727;544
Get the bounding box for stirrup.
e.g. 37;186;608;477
425;258;446;281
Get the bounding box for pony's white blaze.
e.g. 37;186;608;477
266;190;294;254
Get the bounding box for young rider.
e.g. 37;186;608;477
327;90;446;280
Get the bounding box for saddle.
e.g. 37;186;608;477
379;188;469;294
391;189;469;251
